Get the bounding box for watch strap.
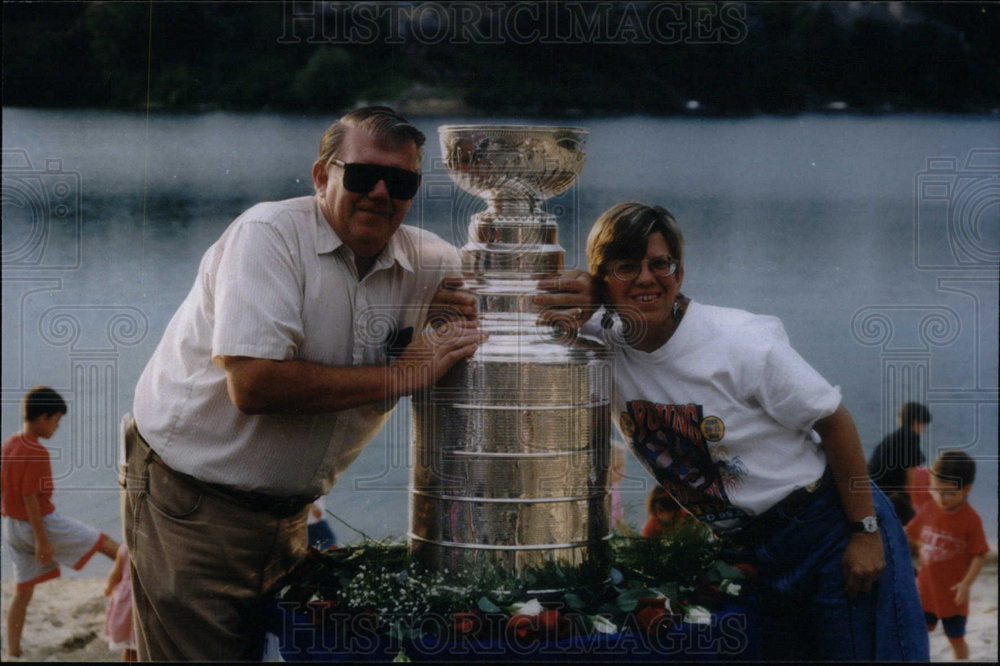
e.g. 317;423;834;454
850;515;879;534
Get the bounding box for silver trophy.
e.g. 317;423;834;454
409;126;612;573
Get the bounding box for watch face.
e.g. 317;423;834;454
862;516;879;533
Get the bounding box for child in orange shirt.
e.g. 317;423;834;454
905;450;989;660
641;485;690;537
2;387;120;658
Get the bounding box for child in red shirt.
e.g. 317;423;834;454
641;484;691;537
905;449;989;660
1;387;120;658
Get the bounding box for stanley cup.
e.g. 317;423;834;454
409;126;612;573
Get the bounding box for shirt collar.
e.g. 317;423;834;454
313;198;339;255
383;230;414;273
313;197;413;274
18;431;41;446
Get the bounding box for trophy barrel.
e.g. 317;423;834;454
410;335;612;572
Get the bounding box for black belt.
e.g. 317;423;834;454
726;468;833;545
133;424;317;519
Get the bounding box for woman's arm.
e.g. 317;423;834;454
814;404;886;600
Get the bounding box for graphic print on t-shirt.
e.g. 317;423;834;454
917;525;970;564
621;400;749;528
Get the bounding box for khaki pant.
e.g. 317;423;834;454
121;423;307;661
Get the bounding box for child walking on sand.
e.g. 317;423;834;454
1;386;120;658
906;449;990;660
104;542;137;661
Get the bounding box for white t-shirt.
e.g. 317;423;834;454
133;196;460;496
592;301;841;534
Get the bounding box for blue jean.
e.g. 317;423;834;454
723;476;929;661
307;519;337;550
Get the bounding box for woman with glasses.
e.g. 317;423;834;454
578;202;927;661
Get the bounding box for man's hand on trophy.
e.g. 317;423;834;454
389;320;486;393
534;269;598;329
427;276;478;326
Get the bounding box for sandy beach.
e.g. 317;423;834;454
2;554;997;662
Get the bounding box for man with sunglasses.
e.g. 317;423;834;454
125;107;481;661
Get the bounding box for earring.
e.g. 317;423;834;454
672;301;683;321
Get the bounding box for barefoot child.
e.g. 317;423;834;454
1;386;119;658
906;450;990;660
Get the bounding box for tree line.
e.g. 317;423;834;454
4;2;998;115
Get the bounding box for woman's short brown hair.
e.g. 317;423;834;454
586;202;684;279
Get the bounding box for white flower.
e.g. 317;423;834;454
649;593;672;614
684;605;712;625
509;598;544;616
589;615;618;634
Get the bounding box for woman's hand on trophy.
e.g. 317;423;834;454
389;320;487;393
427;276;478;326
534;269;598;329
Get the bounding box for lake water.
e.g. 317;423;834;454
2;108;997;578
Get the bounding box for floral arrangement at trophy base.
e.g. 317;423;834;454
272;523;759;662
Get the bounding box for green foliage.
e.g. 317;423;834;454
276;529;748;642
610;520;716;588
4;2;997;114
291;47;358;110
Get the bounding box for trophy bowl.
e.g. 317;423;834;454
439;125;588;216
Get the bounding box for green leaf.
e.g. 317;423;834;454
563;592;585;610
477;596;502;614
597;602;619;616
704;560;744;583
652;583;679;600
615;587;649;612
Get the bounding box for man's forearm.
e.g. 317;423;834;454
220;358;408;415
218;321;485;416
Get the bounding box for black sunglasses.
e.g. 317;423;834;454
329;159;421;200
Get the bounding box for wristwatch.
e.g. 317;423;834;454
850;515;880;534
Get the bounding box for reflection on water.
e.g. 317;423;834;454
2;109;997;576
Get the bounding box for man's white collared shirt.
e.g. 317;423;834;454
133;196;459;495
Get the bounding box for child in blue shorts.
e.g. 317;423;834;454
906;449;990;660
